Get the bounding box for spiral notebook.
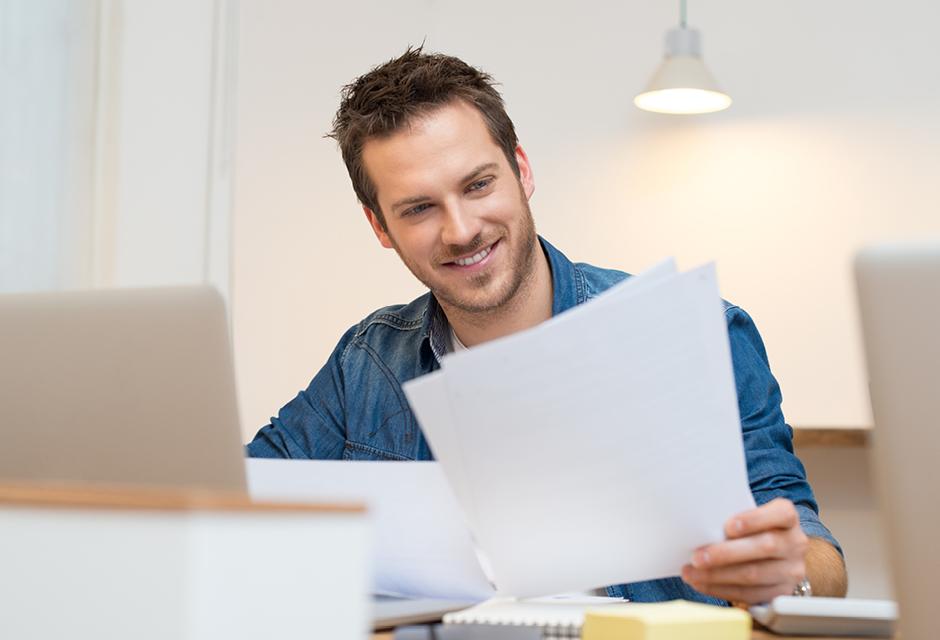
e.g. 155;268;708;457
442;596;625;640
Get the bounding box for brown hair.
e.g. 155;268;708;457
328;46;520;230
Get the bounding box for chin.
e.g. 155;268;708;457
440;281;519;315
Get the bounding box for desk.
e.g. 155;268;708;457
375;628;897;639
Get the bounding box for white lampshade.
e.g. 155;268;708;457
635;26;731;115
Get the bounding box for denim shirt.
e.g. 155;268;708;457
247;237;841;605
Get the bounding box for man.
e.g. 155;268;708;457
247;47;848;605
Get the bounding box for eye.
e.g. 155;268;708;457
403;203;432;217
466;177;493;193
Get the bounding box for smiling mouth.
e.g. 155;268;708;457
454;246;492;266
447;240;498;267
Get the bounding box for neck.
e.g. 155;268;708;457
441;242;553;348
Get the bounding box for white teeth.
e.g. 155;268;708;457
454;245;491;267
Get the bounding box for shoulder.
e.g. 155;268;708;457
722;302;771;363
574;262;632;300
353;292;430;336
330;292;432;366
722;302;761;335
577;259;752;330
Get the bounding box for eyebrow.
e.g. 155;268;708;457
460;162;499;185
390;194;432;213
389;162;500;213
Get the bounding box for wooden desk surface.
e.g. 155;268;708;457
751;632;893;640
0;482;364;513
375;628;894;639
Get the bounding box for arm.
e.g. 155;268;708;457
245;326;356;459
681;306;846;604
806;534;848;597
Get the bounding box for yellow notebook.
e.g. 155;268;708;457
581;600;751;640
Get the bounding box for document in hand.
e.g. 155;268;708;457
403;260;756;598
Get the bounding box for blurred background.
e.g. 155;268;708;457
2;0;938;599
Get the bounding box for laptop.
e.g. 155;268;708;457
0;286;247;492
855;242;940;640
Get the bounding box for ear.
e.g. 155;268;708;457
514;144;535;200
364;206;394;249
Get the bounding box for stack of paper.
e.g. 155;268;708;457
403;260;755;598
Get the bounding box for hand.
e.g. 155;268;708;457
680;497;809;605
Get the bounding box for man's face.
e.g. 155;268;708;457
361;100;538;315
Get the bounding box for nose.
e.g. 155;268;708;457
439;200;482;249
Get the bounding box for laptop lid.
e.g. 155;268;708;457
855;242;940;639
0;286;246;493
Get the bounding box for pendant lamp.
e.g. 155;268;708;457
634;0;731;115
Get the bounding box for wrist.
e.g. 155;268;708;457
792;577;812;597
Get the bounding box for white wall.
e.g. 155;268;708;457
0;1;98;293
92;0;236;298
233;0;940;438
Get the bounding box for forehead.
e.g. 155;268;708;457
361;100;505;204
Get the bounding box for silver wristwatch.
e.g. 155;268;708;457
792;577;812;597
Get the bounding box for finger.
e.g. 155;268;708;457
692;528;807;568
680;579;793;606
725;498;799;539
682;558;803;589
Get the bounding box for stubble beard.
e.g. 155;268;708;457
391;193;540;318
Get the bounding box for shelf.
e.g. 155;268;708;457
791;427;871;448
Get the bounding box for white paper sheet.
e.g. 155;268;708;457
404;262;756;597
404;259;683;546
246;459;495;600
401;371;478;524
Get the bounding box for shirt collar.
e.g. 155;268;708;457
425;294;450;364
539;235;586;315
421;235;585;363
